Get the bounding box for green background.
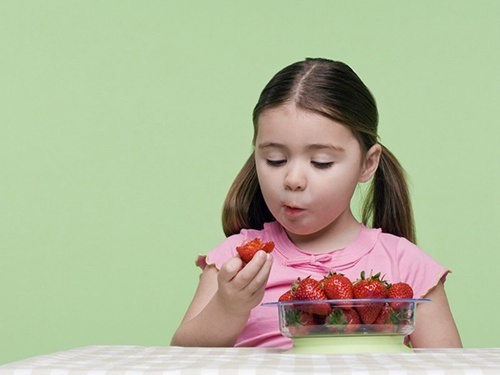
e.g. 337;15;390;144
1;0;499;365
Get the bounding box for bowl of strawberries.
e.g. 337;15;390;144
263;271;430;353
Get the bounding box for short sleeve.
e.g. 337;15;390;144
393;237;450;298
195;230;256;270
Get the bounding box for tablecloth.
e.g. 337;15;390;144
1;345;500;375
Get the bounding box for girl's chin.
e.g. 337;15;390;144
278;221;318;237
274;211;329;236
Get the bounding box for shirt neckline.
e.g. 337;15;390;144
265;221;381;270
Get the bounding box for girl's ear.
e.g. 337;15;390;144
359;143;382;183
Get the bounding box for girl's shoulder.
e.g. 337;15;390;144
369;226;421;251
361;226;435;264
362;227;449;298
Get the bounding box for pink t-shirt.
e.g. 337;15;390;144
196;221;449;349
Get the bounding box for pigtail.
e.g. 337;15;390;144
362;144;416;243
222;153;274;237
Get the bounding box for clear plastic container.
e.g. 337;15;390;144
263;298;430;353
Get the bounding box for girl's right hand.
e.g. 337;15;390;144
170;249;273;347
215;250;273;315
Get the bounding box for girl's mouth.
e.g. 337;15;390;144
283;205;305;217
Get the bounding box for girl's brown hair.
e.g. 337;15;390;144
222;58;416;243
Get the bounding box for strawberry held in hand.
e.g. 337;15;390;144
236;238;274;263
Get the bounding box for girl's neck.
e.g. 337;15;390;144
285;214;362;253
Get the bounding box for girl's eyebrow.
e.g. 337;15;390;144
308;143;345;152
257;141;285;149
257;141;345;152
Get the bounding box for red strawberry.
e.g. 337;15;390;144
374;304;412;333
293;277;332;316
387;282;413;309
322;272;353;300
285;310;317;336
325;308;361;333
278;290;295;302
236;238;274;263
374;304;398;332
352;271;388;324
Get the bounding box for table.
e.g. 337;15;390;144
1;345;499;375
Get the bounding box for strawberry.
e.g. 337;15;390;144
374;304;412;333
322;272;353;300
373;304;397;332
278;290;295;302
325;308;361;333
387;282;413;299
352;271;388;324
387;282;414;309
285;310;317;336
293;277;332;316
236;238;274;263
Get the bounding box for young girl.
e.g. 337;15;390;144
170;58;462;349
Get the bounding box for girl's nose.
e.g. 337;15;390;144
284;164;306;191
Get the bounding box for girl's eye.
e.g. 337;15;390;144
312;161;334;169
266;159;286;167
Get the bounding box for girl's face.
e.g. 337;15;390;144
254;104;379;249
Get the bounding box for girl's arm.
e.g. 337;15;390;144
409;281;462;348
170;250;273;347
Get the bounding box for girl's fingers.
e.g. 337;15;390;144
246;252;273;293
233;251;266;282
236;251;273;293
252;254;273;289
218;251;273;305
218;257;243;284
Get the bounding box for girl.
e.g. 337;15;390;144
171;58;462;348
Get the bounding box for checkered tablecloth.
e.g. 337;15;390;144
1;345;499;375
